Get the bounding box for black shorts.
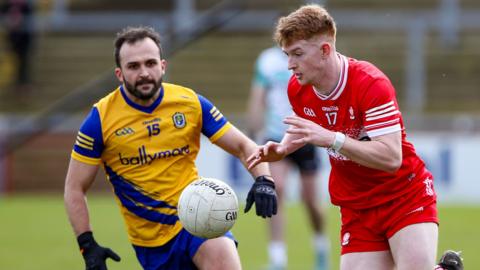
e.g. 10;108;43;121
267;139;319;173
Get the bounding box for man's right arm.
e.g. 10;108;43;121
65;158;121;269
64;158;99;236
246;131;304;170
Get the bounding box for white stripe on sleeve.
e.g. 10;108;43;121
365;119;400;130
366;110;399;121
365;105;396;118
366;124;401;137
365;101;394;114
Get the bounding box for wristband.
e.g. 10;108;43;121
330;132;346;152
77;231;97;253
255;175;273;182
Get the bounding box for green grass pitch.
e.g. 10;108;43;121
0;194;477;269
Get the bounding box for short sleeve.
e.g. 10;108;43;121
71;107;105;165
198;95;232;142
361;78;402;138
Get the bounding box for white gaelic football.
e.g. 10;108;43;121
178;178;239;239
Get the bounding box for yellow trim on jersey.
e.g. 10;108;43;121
78;131;94;142
75;131;95;150
77;135;94;147
209;122;232;143
71;150;102;165
76;138;93;150
214;113;224;122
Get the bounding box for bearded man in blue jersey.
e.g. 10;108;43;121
64;26;277;270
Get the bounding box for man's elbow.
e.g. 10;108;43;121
383;155;402;173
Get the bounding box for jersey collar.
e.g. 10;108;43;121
314;53;349;101
120;84;164;114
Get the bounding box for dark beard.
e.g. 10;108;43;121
124;77;162;101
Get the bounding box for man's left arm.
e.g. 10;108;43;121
214;126;278;218
284;115;402;173
339;131;402;173
214;125;270;176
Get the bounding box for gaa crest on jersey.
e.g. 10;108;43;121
172;112;186;129
349;106;355;120
342;232;350;246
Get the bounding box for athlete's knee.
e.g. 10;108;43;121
204;248;241;270
194;237;241;270
395;249;436;270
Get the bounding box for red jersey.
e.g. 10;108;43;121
288;54;434;209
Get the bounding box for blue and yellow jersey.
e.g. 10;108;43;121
71;83;232;247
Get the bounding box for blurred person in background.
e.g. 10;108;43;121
0;0;35;93
247;45;329;270
64;26;278;270
247;4;463;270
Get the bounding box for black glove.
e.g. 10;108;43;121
244;175;278;218
77;231;121;270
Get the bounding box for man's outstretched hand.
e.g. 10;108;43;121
246;141;288;170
